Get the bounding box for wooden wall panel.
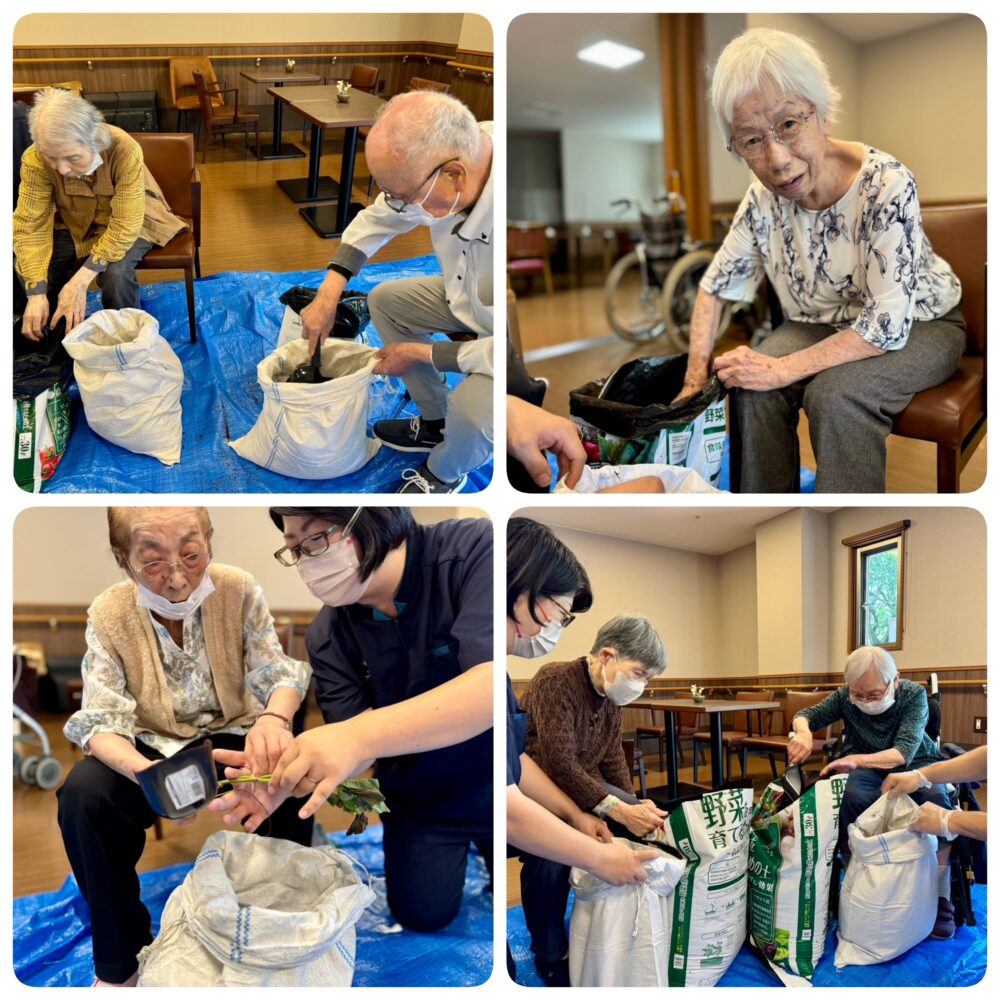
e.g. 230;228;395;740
14;40;492;124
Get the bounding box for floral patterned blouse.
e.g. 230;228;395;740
64;583;311;757
701;146;962;350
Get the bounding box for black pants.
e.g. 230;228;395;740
381;812;493;932
507;344;551;494
56;732;313;983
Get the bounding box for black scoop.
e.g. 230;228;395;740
288;339;330;384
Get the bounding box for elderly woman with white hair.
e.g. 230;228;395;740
675;28;965;492
299;89;494;494
788;645;956;939
517;614;669;985
13;88;187;341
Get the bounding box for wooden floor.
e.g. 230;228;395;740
506;752;988;908
513;284;987;494
13;707;373;898
140;131;433;281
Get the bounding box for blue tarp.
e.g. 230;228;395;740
507;883;987;987
43;256;492;493
14;825;492;987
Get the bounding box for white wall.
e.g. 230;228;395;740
457;14;493;53
14;507;484;609
561;130;664;221
13;13;466;46
825;507;986;671
858;16;985;200
507;525;720;681
717;542;758;675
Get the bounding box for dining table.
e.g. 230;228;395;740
639;697;780;800
239;70;321;159
267;86;385;238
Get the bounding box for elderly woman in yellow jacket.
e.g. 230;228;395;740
13;87;187;340
58;507;312;987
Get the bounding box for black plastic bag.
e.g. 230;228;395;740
569;354;726;440
13;317;73;400
278;286;370;339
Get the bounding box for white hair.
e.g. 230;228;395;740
709;28;841;147
371;91;481;169
844;646;897;688
27;87;112;154
591;615;667;678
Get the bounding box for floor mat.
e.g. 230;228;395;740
14;825;493;987
42;256;492;493
506;883;986;986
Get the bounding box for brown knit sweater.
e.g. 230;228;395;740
522;656;632;811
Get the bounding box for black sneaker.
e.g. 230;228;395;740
533;955;569;987
395;464;467;494
929;897;956;940
374;416;444;453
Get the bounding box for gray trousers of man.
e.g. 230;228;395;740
731;305;966;493
368;276;493;483
41;227;153;318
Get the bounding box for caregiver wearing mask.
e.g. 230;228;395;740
58;507;312;987
505;519;658;983
214;506;492;934
518;614;668;985
789;645;957;939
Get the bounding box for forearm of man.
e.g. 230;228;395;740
683;290;725;385
507;785;603;869
88;731;153;783
518;753;582;823
778;327;883;382
919;745;989;785
316;268;348;308
347;661;491;763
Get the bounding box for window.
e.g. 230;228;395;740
842;520;909;652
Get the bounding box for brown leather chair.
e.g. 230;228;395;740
891;203;986;491
691;690;775;782
507;222;555;296
739;690;838;779
408;76;450;94
621;738;647;798
304;63;381;142
169;57;223;132
192;70;260;164
133;134;202;343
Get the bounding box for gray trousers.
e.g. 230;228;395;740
368;276;493;483
731;305;966;492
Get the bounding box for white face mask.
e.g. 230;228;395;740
510;617;564;659
850;688;895;716
135;569;215;621
77;151;103;177
405;170;463;226
295;537;368;607
603;655;646;706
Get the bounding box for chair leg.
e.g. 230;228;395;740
184;266;196;343
194;247;202;280
936;445;960;492
693;743;699;783
741;747;748;778
768;753;778;779
254;121;260;159
199;126;209;164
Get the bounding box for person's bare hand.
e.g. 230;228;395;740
506;395;586;489
244;715;293;776
787;732;813;765
670;374;707;405
819;755;861;778
299;296;338;353
21;296;50;341
571;812;613;843
374;342;434;376
591;843;660;886
206;748;290;834
595;476;665;494
51;278;88;333
616;801;668;837
713;347;789;392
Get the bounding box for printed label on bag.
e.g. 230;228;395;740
667;429;692;465
164;764;207;810
18;432;32;460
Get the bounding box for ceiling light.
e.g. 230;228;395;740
577;40;645;70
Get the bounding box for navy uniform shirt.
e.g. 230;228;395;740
306;519;492;825
507;675;526;786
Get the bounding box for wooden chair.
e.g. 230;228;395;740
168;57;223;133
891;203;986;491
621;738;647;798
191;70;260;165
691;690;774;782
408;76;450;94
738;690;838;780
507;222;555;296
133;134;202;344
303;63;381;142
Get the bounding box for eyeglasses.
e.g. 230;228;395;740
728;111;816;160
849;677;893;704
273;507;362;566
130;551;209;581
543;598;576;630
381;158;458;213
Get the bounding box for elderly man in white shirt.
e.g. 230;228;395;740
300;91;493;494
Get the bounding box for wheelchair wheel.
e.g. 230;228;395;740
661;248;732;353
34;755;63;791
604;250;666;342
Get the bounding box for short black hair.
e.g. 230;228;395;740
268;507;416;581
507;517;593;623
